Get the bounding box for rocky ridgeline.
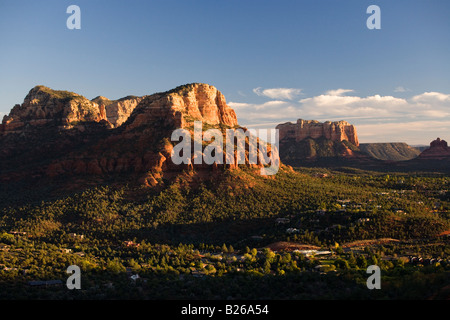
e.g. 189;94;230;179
1;83;238;134
44;83;247;186
121;83;238;133
276;119;359;147
0;83;279;189
1;85;108;133
1;86;147;133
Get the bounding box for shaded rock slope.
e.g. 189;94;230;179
0;83;279;196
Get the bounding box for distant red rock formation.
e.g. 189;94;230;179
276;119;359;147
418;138;450;159
430;137;448;148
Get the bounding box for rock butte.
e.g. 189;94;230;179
0;83;277;189
418;137;450;159
276;119;359;147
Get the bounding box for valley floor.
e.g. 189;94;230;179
0;166;449;300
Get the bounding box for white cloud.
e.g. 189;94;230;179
298;93;408;118
229;100;293;122
227;102;252;109
229;100;288;111
325;89;354;96
411;91;450;103
253;87;303;100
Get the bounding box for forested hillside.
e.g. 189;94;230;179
1;167;449;299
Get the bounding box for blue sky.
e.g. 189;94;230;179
1;0;450;144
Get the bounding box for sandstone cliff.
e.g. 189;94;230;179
43;83;264;187
0;83;277;191
276;119;359;147
122;83;238;133
275;119;362;166
1;83;238;134
1;85;110;134
91;95;145;128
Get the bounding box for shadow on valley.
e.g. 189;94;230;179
284;157;450;175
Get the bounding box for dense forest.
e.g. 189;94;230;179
0;166;449;299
